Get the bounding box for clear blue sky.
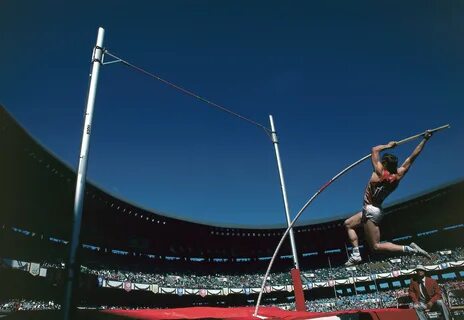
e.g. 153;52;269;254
1;1;463;227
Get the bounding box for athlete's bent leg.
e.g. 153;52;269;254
344;212;362;247
344;212;363;266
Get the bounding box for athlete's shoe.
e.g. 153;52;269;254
410;242;432;259
345;254;362;266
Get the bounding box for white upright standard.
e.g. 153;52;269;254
63;27;105;320
269;115;300;269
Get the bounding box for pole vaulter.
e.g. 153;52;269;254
254;124;450;317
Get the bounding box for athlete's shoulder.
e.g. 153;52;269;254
369;171;381;183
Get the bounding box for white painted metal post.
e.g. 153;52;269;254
269;115;299;269
63;27;105;320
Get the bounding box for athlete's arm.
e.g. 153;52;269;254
371;141;397;176
397;131;432;179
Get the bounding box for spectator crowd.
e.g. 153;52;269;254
79;247;464;289
0;299;60;312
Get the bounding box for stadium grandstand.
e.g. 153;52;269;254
1;104;463;319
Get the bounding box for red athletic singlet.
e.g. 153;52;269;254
363;170;399;207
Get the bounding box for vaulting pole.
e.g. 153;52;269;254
253;124;449;317
63;27;105;320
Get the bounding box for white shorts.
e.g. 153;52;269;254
362;204;384;225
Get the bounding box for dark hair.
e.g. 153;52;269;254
382;153;398;173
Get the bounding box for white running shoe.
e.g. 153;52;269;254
345;255;362;266
410;242;432;259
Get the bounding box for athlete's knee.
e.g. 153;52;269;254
370;242;381;252
344;219;352;229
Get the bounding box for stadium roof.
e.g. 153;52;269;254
1;105;463;259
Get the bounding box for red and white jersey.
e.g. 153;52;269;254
363;169;399;207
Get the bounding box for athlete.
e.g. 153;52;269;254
344;131;433;266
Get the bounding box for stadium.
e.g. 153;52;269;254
1;96;463;320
